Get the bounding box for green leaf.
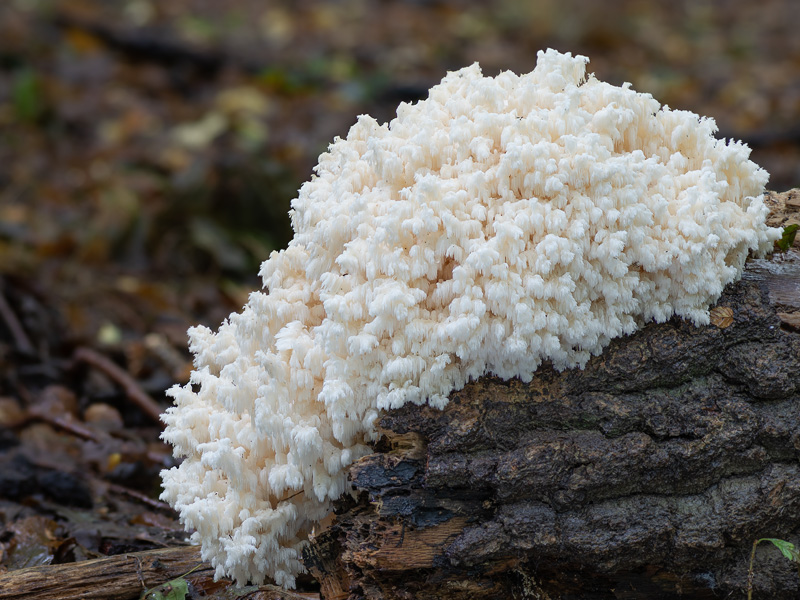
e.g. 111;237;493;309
140;576;189;600
12;68;44;124
776;223;799;252
760;538;800;562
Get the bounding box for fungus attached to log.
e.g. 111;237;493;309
160;48;781;587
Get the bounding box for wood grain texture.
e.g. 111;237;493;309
0;545;318;600
0;546;206;600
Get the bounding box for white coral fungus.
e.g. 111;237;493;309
161;49;780;587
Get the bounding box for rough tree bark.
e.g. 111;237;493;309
305;189;800;600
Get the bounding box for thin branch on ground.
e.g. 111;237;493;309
0;281;34;354
73;347;164;424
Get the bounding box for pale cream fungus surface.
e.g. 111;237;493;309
160;49;780;587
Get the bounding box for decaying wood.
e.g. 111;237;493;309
0;545;319;600
307;189;800;599
0;546;207;600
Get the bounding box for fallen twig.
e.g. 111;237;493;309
73;347;163;424
28;407;101;442
106;481;173;513
0;280;34;354
15;384;101;442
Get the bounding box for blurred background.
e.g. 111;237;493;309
0;0;799;584
1;0;799;347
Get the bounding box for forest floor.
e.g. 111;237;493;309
0;0;799;598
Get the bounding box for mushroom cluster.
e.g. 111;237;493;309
161;49;780;587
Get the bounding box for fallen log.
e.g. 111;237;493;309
305;189;800;599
